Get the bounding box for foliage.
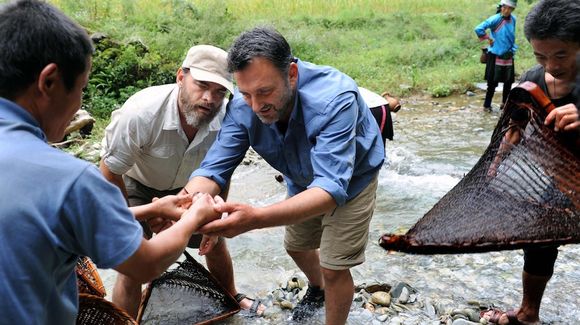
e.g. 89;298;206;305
48;0;538;117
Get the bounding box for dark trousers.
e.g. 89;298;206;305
484;80;512;108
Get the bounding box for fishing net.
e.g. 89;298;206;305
380;81;579;254
137;251;240;324
76;294;137;325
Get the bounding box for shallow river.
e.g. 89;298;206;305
100;91;579;324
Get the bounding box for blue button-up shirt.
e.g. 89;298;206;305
191;59;384;206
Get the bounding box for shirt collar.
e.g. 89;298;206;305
163;84;181;131
0;97;47;141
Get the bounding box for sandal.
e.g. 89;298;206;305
234;293;264;316
480;308;530;325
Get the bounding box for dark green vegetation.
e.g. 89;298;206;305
48;0;538;118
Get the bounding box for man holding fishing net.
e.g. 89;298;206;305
481;0;579;324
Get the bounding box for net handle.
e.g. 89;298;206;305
517;81;556;115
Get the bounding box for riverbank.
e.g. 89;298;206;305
89;92;579;325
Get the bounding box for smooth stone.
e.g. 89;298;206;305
279;300;293;309
371;291;391;306
376;314;389;322
397;287;409;304
451;319;480;325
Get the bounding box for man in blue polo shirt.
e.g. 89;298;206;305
184;27;385;325
0;1;220;323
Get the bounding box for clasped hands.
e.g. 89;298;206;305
142;192;227;255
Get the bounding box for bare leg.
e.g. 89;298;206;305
485;270;547;325
112;273;142;319
205;238;264;313
286;249;324;288
515;271;548;324
322;267;353;325
205;238;235;294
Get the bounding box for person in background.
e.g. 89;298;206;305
475;0;518;111
183;27;385;325
359;87;401;144
0;0;222;323
482;0;579;324
100;45;264;317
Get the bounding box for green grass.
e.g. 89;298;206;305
45;0;538;115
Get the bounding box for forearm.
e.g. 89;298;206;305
114;216;202;283
99;159;128;201
183;176;222;196
258;187;337;228
129;203;155;222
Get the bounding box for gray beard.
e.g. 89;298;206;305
184;111;203;128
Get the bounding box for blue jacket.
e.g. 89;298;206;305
475;13;517;56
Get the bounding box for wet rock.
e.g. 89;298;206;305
423;298;436;317
451;319;480;325
279;300;293;309
371;291;391;306
390;282;417;299
365;302;376;312
466;91;476;97
397;287;409;304
261;305;282;318
376;314;389;322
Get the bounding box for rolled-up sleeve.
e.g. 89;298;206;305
190;107;249;191
101;109;143;176
307;92;358;206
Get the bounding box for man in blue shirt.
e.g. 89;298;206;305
0;1;220;323
184;27;385;324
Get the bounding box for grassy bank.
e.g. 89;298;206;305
48;0;537;117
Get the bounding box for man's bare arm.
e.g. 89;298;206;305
99;158;128;201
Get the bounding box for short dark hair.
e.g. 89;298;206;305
227;26;294;76
524;0;580;44
0;0;93;100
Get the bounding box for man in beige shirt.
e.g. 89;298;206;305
100;45;262;317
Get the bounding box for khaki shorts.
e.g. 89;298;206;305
124;176;202;248
284;175;378;270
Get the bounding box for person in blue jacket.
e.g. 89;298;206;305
183;27;385;325
475;0;518;110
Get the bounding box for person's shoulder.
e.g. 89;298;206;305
122;84;176;112
520;64;544;83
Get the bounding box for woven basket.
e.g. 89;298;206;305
137;251;240;324
76;256;106;297
76;294;137;325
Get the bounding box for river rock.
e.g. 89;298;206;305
390;282;417;299
451;319;480;325
397;287;410;303
371;291;391;306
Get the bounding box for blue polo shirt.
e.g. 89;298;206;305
191;59;385;206
0;98;143;324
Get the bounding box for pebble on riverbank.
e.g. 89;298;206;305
257;273;497;324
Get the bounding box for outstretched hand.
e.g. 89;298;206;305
198;201;260;238
181;193;221;232
151;193;193;221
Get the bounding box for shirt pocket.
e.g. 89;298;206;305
143;145;176;159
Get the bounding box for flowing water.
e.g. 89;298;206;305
99;92;579;324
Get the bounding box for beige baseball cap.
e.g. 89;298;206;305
182;45;233;93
